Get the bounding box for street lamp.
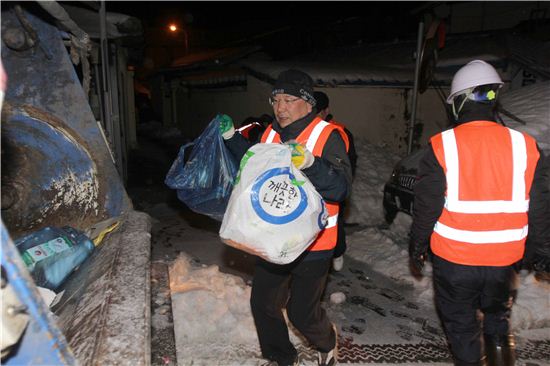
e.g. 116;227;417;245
167;23;188;55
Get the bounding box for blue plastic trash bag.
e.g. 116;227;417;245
165;114;238;221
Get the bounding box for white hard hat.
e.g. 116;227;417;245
446;60;503;104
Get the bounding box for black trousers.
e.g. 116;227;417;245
250;256;336;365
333;201;347;258
432;255;516;364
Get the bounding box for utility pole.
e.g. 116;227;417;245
408;21;424;155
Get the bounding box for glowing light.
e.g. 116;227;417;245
169;24;178;32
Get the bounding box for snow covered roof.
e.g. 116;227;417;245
242;60;424;87
170;47;260;69
175;68;247;88
155;46;259;84
240;33;550;87
158;31;549;89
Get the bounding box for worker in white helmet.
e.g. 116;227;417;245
409;60;550;366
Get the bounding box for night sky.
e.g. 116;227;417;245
106;1;424;60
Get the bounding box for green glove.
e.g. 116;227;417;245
219;114;235;140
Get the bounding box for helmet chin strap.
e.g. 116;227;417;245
452;89;473;120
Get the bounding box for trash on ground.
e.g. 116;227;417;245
15;226;95;290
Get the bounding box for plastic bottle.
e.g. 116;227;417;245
14;226;95;290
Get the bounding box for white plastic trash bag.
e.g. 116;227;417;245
220;143;328;264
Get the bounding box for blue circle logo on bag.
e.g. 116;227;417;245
251;167;308;224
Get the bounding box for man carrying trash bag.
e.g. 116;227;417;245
220;69;352;366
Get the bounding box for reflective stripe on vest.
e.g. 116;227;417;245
325;214;338;229
263;127;277;143
434;222;528;244
260;117;341;251
430;121;539;266
306;120;331;152
441;128;529;213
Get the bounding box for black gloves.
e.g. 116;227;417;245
409;239;429;274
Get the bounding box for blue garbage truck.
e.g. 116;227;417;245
1;2;151;364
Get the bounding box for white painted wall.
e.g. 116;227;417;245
173;75;451;154
316;86;450;153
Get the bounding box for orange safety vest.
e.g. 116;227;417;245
260;117;341;252
236;122;262;139
430;121;539;266
328;119;350;153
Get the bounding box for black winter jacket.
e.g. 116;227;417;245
325;113;358;178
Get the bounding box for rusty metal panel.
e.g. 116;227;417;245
2;104;105;238
1;5;149;365
1;4;132;238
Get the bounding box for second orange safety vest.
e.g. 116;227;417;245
328;119;350;153
430;121;539;266
261;117;342;252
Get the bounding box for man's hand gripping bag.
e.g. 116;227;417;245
220;144;328;264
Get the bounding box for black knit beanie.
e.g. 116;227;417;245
272;69;316;107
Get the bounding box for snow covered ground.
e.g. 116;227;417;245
160;135;549;365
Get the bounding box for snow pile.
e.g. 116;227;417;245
169;255;258;345
511;272;550;329
168;255;315;364
347;139;401;225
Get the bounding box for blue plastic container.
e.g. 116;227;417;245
14;227;95;290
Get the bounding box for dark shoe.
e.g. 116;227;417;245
261;353;302;366
318;323;338;366
484;334;516;366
